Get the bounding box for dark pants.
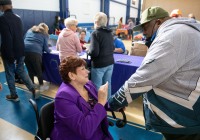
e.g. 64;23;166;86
128;29;133;35
25;52;43;85
128;29;133;40
15;72;24;83
162;133;200;140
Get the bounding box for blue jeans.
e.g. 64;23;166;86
2;56;35;96
91;64;113;98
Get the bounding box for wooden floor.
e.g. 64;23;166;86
0;40;146;140
122;39;132;53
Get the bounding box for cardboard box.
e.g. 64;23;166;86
130;41;148;57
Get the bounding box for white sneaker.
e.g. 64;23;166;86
40;84;49;92
34;89;40;99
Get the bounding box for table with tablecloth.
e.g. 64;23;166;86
42;47;144;94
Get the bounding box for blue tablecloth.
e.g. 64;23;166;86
42;47;144;94
112;54;143;94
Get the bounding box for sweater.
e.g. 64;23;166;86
88;27;114;68
24;30;51;56
56;28;82;62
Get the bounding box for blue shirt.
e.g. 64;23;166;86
59;23;66;30
113;38;125;53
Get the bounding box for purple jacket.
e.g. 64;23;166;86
50;81;113;140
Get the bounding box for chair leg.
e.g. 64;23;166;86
35;135;42;140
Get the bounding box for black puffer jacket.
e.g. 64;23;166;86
88;26;114;68
0;9;25;62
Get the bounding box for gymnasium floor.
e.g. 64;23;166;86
0;40;164;140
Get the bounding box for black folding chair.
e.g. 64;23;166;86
29;99;55;140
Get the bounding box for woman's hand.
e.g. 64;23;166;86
98;82;108;106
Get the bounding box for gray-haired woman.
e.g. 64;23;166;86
56;18;82;62
87;12;114;98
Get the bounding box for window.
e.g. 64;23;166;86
132;0;136;5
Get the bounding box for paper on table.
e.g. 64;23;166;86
50;49;59;54
79;52;91;60
83;43;90;49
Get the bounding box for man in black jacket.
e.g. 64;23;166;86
0;0;40;101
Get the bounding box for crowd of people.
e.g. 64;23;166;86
1;0;200;140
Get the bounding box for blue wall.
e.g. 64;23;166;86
13;9;58;34
12;0;141;34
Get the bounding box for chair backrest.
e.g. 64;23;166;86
38;100;55;140
29;99;40;125
29;99;55;140
124;49;129;55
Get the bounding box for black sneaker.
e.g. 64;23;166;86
6;94;20;102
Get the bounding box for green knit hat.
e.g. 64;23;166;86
133;6;169;31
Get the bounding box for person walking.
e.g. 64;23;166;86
0;0;40;101
126;18;134;40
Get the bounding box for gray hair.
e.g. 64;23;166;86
94;12;107;27
64;18;78;28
